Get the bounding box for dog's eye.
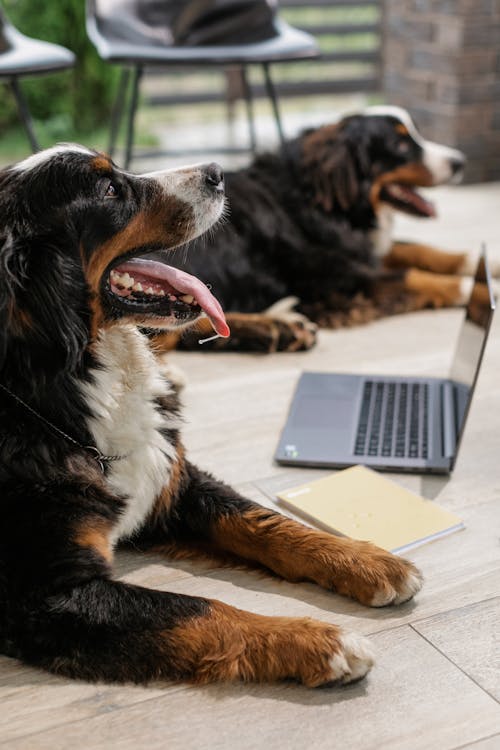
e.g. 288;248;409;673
105;181;118;198
396;140;410;154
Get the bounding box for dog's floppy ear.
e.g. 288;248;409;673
0;230;28;366
301;123;361;213
0;230;90;372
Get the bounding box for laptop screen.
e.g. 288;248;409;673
449;247;496;459
450;249;496;387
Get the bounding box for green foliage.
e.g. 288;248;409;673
0;0;118;138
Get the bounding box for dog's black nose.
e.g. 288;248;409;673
204;163;224;193
451;154;466;175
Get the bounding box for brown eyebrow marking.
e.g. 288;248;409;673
395;124;409;136
91;155;113;172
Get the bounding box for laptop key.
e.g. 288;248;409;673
354;380;430;460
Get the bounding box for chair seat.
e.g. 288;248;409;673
87;17;319;66
0;25;75;77
86;1;319;167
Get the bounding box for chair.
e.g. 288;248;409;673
86;0;319;168
0;6;75;152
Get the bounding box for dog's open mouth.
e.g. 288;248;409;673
105;256;230;337
380;183;436;218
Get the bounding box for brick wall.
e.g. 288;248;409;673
382;0;500;182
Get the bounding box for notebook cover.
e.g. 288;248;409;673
276;465;464;553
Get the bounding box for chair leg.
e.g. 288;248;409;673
108;67;130;157
124;66;143;170
10;77;40;153
224;67;241;126
241;66;257;154
262;63;285;148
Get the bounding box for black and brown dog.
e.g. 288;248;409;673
154;105;483;353
0;145;423;687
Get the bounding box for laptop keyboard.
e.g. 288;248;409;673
354;381;429;459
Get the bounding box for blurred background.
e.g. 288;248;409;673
0;1;498;181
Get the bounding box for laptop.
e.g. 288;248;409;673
275;248;496;474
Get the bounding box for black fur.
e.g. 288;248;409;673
153;111;454;324
0;149;216;682
0;145;421;687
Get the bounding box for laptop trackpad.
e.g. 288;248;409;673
276;374;361;463
292;393;356;432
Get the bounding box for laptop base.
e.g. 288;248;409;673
274;372;453;474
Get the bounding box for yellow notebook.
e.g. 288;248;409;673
276;465;464;554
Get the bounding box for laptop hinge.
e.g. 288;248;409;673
441;381;457;458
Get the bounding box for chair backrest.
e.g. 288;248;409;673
0;7;12;53
88;0;277;47
88;1;176;47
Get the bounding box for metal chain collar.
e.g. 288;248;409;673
0;382;127;473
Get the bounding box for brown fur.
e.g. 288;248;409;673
145;115;469;356
165;600;344;686
8;301;33;336
81;199;193;335
403;268;464;307
151;445;186;520
370;163;434;212
385;243;468;275
0;145;424;688
91;155;113;172
208;506;416;607
155;311;317;353
74;518;113;564
300;124;359;212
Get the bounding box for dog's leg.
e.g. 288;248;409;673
370;267;493;316
385;242;500;279
185;310;317;353
5;477;374;687
10;514;373;686
14;577;376;687
301;270;492;329
145;462;422;609
401;269;492;308
149;308;317;354
384;241;471;275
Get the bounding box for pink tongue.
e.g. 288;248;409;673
117;259;230;338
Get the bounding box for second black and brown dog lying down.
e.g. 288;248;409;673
151;105;482;353
0;146;422;687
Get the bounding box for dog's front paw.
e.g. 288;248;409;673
331;540;423;607
325;631;376;686
367;560;423;607
264;296;317;351
280;621;375;687
273;316;318;352
207;605;375;687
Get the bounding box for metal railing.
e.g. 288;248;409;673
268;0;381;97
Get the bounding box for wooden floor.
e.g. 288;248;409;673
1;183;499;749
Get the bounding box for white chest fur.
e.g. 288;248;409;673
370;205;395;259
80;325;178;544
